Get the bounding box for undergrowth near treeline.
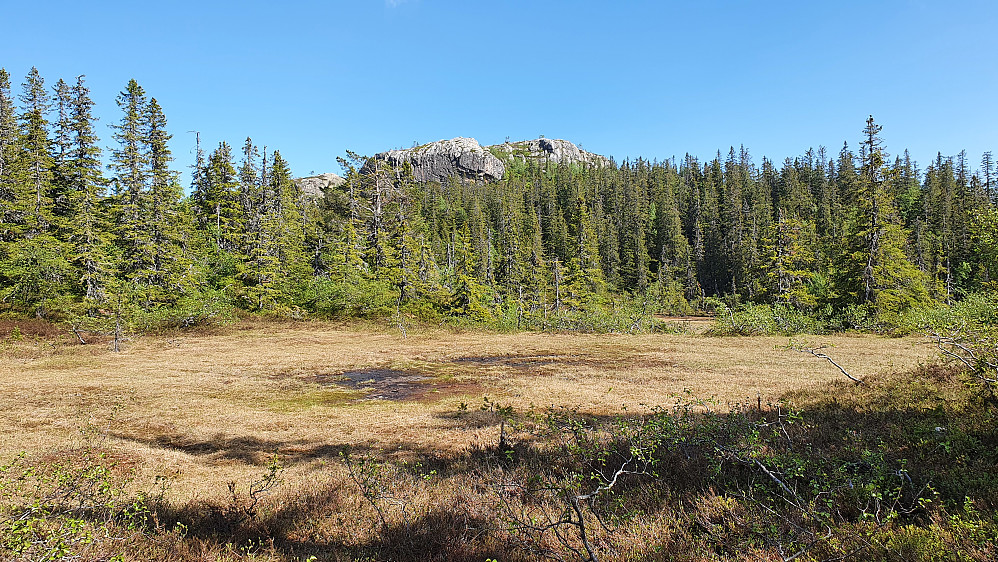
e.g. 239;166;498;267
3;357;998;561
3;290;995;347
705;291;998;337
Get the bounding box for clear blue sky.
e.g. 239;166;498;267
3;0;996;186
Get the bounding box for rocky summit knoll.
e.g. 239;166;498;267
489;138;611;168
360;137;609;184
296;137;610;193
295;172;345;199
360;137;505;184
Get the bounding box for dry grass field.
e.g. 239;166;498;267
0;320;935;503
10;319;993;562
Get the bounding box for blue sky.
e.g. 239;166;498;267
3;0;996;185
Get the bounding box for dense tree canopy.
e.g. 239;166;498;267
0;67;994;332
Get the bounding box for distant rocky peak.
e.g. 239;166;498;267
301;137;612;191
362;137;506;184
295;172;346;199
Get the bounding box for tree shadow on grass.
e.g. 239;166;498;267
111;431;387;466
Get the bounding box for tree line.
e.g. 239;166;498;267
1;67;996;332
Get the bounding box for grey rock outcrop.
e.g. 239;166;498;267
363;137;505;184
295;172;345;199
487;138;611;167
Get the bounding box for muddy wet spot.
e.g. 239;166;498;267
312;368;427;400
312;367;479;402
451;353;675;371
453;354;568;369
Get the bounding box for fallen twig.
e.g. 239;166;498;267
786;342;863;384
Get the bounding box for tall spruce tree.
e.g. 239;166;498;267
50;78;74;230
66;75;113;304
0;68;19;243
140;97;186;304
2;68;74;315
197;142;243;251
837;116;928;321
17;67;54;236
109;79;150;286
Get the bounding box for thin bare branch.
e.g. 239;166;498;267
786;342;863;384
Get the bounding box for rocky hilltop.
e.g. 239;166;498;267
489;138;611;167
297;137;610;194
361;137;506;184
362;137;609;184
295;172;345;199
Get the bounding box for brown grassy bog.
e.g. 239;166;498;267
0;321;943;560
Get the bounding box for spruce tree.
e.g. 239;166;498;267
238;137;261;256
0;68;19;243
981;151;995;205
564;195;606;308
650;163;692;312
837;116;928;322
198;142;243;250
110;79;147;201
109;79;150;286
66;75;113;304
141;97;186;303
450;222;493;320
763;208;817;307
50;78;74;229
17;67;54;236
0;68;74;316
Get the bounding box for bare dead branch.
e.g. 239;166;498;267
927;329;998;386
785;342;863;384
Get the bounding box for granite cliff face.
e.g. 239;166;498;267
362;137;506;184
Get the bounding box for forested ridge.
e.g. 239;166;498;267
2;67;996;333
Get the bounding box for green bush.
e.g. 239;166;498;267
133;289;235;332
707;301;815;335
295;276;399;319
908;292;998;336
0;448;154;561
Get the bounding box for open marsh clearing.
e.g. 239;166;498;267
1;322;935;500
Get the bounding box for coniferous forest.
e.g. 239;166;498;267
3;67;997;334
